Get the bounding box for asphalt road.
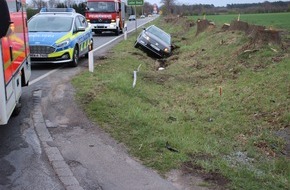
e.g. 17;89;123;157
29;16;153;83
0;16;180;190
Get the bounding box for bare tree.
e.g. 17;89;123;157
47;0;60;8
66;0;74;7
143;2;153;15
160;0;176;15
30;0;47;8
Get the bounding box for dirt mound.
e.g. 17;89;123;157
227;20;282;46
164;16;180;24
221;23;230;30
250;28;281;46
196;19;215;36
163;16;195;30
229;20;250;32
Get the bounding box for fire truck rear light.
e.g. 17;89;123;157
111;20;116;23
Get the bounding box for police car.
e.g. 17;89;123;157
28;8;93;67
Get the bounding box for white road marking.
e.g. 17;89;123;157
29;68;59;85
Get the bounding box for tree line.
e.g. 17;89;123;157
160;0;290;16
26;0;290;19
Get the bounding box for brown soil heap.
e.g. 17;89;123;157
228;20;282;46
196;19;215;35
164;16;195;30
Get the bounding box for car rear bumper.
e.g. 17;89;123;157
29;45;75;64
30;52;73;64
91;23;118;31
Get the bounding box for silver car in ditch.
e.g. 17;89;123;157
134;25;172;58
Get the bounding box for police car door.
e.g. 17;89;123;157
75;15;90;56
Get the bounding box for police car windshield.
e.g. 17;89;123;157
28;16;73;32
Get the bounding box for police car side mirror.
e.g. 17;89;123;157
77;26;86;32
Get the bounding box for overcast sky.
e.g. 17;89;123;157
145;0;289;7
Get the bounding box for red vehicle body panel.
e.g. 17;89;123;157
2;0;29;84
0;0;31;125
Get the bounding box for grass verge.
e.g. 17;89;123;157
72;15;290;190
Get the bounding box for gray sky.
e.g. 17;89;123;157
145;0;289;7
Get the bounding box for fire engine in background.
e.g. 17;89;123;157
0;0;31;125
84;0;126;35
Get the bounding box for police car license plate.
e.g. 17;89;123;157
31;54;47;58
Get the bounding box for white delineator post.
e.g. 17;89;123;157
132;64;141;88
89;50;94;72
124;23;127;40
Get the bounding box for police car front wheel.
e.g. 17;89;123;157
85;39;94;58
71;46;79;67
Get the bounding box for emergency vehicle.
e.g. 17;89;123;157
28;8;93;67
0;0;31;125
84;0;126;35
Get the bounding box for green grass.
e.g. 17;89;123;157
203;12;290;31
72;15;290;190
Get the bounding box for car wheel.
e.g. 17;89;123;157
71;46;79;67
120;24;124;34
85;39;94;58
115;27;120;36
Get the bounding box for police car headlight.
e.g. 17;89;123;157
56;40;70;48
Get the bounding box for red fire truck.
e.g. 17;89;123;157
0;0;31;125
84;0;126;35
